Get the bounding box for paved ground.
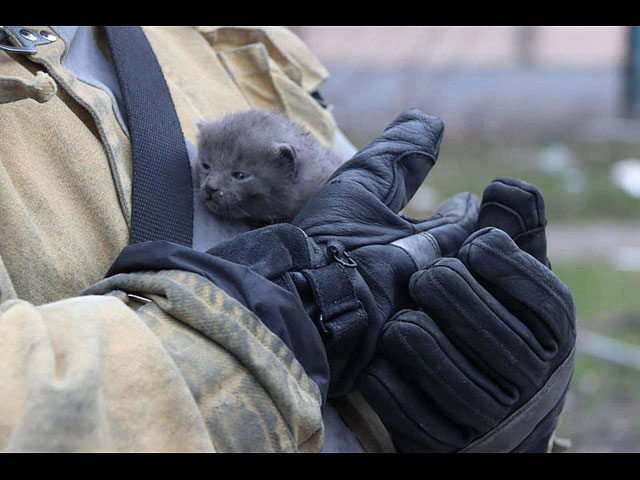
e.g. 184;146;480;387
547;221;640;267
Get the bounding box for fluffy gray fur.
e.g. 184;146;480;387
196;109;345;224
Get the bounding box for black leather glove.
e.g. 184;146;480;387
208;109;576;453
358;177;576;452
209;109;479;397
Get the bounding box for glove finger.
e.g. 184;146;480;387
389;193;479;271
458;227;575;360
293;109;445;249
414;191;480;256
409;257;547;392
477;177;549;267
359;356;472;452
376;310;511;433
335;108;445;213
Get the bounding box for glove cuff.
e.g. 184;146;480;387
105;240;331;402
459;346;575;453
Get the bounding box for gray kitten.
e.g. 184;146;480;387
196;109;345;224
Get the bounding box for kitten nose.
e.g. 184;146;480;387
203;185;224;199
203;185;218;197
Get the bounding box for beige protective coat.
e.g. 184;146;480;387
0;26;336;452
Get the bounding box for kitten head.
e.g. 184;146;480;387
196;110;303;223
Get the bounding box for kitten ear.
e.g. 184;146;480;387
197;119;208;132
273;142;298;177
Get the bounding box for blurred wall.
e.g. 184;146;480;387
293;27;632;142
295;27;624;68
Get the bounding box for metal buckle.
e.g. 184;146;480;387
0;26;56;54
327;243;358;268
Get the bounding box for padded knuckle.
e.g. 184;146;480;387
410;257;466;294
466;226;512;249
384;314;436;346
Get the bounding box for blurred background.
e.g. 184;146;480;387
292;26;640;452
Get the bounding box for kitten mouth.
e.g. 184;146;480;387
203;196;250;220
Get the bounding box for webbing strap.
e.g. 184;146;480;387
102;26;193;246
302;262;368;395
302;262;361;329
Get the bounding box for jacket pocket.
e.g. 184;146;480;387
200;27;337;147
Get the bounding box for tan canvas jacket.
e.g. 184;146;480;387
0;26;338;452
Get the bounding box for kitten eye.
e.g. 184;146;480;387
201;163;211;170
232;171;250;180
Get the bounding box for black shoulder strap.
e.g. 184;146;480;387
102;26;193;247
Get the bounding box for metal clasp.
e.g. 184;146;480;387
0;26;56;54
327;241;357;268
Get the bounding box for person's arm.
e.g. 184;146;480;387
0;257;326;452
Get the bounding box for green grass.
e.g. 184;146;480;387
546;261;640;451
559;353;640;452
396;140;640;222
554;261;640;336
571;354;640;399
